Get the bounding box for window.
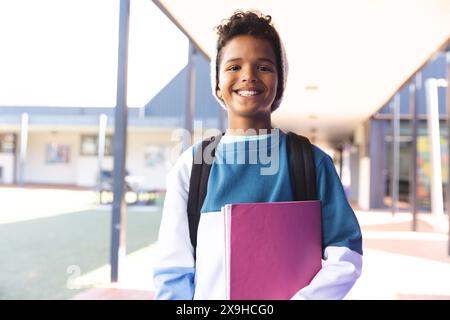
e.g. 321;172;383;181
46;143;70;164
80;135;97;156
0;134;15;153
80;135;113;156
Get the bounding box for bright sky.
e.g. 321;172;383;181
0;0;188;108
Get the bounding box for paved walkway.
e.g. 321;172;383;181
71;244;157;300
347;210;450;299
72;210;450;300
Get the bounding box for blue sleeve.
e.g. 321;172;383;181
153;267;195;299
315;151;363;256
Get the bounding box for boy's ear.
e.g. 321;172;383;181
216;88;223;100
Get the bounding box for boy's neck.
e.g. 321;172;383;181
226;116;273;136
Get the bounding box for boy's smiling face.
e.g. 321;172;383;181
217;35;278;121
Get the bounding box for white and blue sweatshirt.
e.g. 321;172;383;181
153;129;363;300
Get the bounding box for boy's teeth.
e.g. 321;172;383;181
237;90;261;97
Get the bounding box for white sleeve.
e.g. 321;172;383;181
153;146;196;300
290;246;363;300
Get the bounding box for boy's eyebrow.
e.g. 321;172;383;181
224;57;276;65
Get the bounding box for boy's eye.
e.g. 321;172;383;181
258;65;273;72
228;65;241;71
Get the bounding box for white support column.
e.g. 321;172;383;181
18;113;29;187
358;157;370;210
410;76;419;232
425;78;448;232
446;52;450;255
98;114;107;173
391;95;400;216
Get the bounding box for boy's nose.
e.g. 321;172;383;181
240;65;258;83
241;71;257;83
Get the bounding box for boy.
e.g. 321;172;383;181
153;10;362;300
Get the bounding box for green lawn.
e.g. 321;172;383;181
0;207;162;300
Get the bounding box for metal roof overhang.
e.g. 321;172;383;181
153;0;450;145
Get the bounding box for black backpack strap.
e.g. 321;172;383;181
286;132;317;201
187;133;223;256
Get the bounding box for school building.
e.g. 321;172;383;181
1;1;450;300
2;50;449;216
1;1;450;220
0;52;226;193
344;51;449;215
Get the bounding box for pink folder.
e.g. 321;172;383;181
223;200;322;300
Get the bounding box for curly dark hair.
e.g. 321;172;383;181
214;10;284;108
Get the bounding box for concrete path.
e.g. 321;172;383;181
72;210;450;300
